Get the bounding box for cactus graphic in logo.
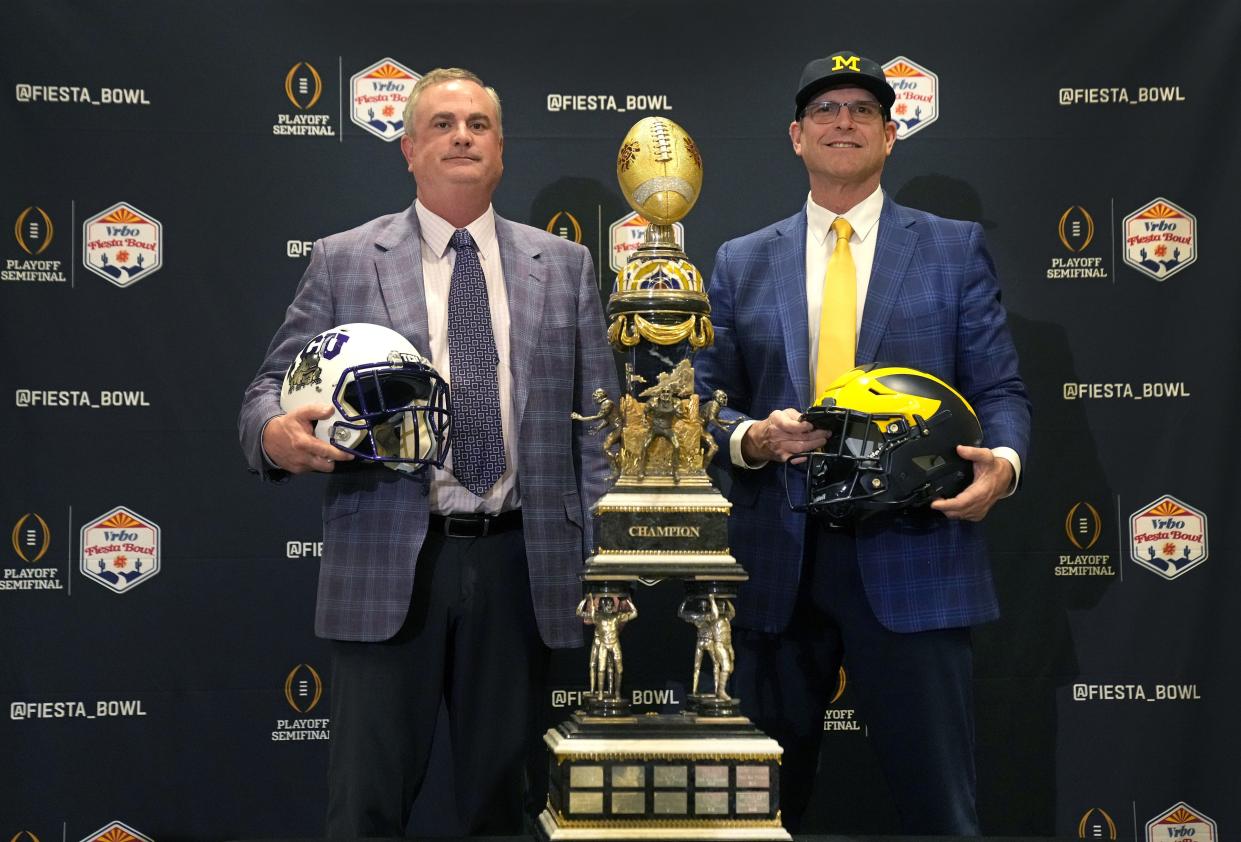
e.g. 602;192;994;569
350;58;420;141
1145;803;1216;842
883;57;939;139
82;202;163;288
1129;495;1207;580
1123;198;1197;281
80;506;161;593
77;822;153;842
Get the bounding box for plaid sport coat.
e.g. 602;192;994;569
695;195;1031;634
239;203;617;648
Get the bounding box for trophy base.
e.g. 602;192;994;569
537;712;790;842
687;693;742;718
588;479;746;582
586;694;633;717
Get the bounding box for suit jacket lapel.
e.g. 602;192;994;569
374;204;431;355
857;196;916;365
771;210;811;407
496;216;545;434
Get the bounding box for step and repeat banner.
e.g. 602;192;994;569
3;1;1238;840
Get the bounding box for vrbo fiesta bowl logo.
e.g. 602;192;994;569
1129;495;1206;580
82;202;162;287
79;506;160;593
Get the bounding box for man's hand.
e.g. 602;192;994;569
262;404;355;474
741;408;830;464
930;445;1014;522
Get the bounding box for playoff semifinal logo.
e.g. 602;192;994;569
1058;501;1114;577
1065;501;1102;550
275;663;330;742
79;506;161;593
14;206;54;255
1129;495;1206;580
1058;206;1095;253
883;57;938;139
82;202;163;288
11;513;51;564
285;61;323;111
284;663;324;713
1078;807;1118;840
1046;204;1107;281
273;62;336;137
546;210;583;244
1123;198;1197;281
6;206;68;283
350;58;420;141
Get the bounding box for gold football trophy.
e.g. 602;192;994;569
538;117;790;842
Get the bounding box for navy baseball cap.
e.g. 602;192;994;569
795;50;896;118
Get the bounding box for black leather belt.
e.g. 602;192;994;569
429;509;523;538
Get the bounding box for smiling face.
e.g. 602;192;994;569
400;79;504;217
790;85;896;205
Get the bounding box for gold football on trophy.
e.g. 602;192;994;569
617;117;703;225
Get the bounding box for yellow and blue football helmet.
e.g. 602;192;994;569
800;363;983;521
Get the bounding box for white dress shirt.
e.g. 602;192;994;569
415;199;519;515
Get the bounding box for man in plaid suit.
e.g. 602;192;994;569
694;51;1030;834
239;68;616;837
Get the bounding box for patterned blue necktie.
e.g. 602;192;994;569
447;228;506;496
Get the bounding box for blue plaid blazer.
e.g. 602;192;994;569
239;204;617;648
695;196;1031;634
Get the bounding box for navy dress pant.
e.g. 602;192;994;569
324;527;549;838
733;524;979;835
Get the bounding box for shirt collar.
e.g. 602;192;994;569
806;185;884;245
414;199;498;259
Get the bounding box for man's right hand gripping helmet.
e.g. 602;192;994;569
800;363;983;521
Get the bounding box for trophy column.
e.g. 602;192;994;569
537;117;791;842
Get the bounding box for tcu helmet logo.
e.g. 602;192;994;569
286;330;351;393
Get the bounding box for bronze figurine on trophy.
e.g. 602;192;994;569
538;117;791;842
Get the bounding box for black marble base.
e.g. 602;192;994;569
687;693;742;718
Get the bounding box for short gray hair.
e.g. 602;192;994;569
402;67;503;138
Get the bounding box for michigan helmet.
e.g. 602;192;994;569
279;323;450;474
800;363;983;521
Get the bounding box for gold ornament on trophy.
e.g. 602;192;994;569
609;116;713;351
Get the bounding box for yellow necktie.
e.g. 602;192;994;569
814;216;856;397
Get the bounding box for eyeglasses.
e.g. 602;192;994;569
802;99;884;124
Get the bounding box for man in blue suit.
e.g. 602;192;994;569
695;51;1030;834
239;68;616;837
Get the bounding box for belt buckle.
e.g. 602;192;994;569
443;514;485;538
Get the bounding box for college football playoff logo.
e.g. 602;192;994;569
14;206;54;256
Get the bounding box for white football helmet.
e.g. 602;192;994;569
279;323;450;473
